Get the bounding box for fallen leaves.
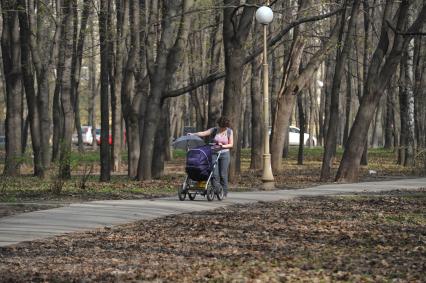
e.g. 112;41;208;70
0;190;425;282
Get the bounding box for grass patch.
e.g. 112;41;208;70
0;174;180;203
0;147;423;203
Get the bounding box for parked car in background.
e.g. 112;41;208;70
288;126;317;146
95;128;100;144
72;126;94;145
268;126;317;146
96;129;126;145
96;129;112;145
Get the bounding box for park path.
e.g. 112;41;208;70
0;177;425;247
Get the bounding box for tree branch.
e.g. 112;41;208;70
386;4;426;37
163;6;344;99
386;20;426;36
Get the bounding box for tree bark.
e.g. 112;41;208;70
321;0;359;181
99;0;111;181
58;0;75;179
271;6;341;172
222;0;256;180
404;36;415;166
414;31;426;148
18;2;44;177
152;103;169;178
121;0;144;178
297;92;305;165
399;59;408;165
88;14;97;149
343;62;352;147
138;0;194;180
111;0;127;172
1;1;23;176
207;13;223;128
384;90;394;148
250;25;263;170
27;0;59;168
336;0;426;182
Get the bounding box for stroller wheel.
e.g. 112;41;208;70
188;193;196;200
206;184;215;201
216;186;224;201
178;184;187;201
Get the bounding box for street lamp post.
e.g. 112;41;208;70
256;5;274;185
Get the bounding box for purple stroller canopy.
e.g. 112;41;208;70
185;145;213;181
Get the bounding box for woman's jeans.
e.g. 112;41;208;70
212;151;230;195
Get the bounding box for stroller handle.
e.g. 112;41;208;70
208;143;223;152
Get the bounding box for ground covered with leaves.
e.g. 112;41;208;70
0;190;424;282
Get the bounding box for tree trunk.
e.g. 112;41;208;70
1;1;23;176
18;1;44;177
111;0;127;172
27;0;57;169
152;103;168;178
207;13;223;128
250;30;263;170
371;100;383;148
52;75;63;162
242;93;250;148
405;37;415;166
59;0;75;179
138;0;194;180
222;0;256;180
399;61;408;165
121;0;143;178
71;3;84;153
297;92;305;165
88;14;97;149
99;0;111;181
343;61;352;147
336;0;426;182
322;57;333;142
384;90;394;148
272;6;341;172
321;0;358;181
414;33;426;149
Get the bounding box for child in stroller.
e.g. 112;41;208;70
178;144;224;201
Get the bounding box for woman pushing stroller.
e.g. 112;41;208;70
188;116;233;197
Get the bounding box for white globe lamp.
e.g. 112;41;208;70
255;6;274;25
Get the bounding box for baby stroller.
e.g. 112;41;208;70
178;144;224;201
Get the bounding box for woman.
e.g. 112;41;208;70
188;116;233;197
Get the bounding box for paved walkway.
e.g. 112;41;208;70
0;178;425;247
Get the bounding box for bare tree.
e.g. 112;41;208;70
336;0;426;182
1;0;23;176
138;0;195;180
17;0;44;177
207;12;223;129
58;0;75;179
321;0;360;181
271;1;343;172
99;0;111;181
222;0;256;180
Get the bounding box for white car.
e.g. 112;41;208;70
72;126;94;145
288;126;317;146
268;126;317;146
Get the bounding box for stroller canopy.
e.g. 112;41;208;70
185;145;213;181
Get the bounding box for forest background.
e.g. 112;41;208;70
0;0;425;194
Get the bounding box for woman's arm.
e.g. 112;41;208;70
218;130;233;149
188;128;213;137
